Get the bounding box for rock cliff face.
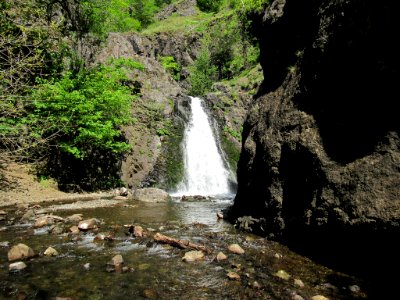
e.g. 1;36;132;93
229;0;400;293
95;32;192;189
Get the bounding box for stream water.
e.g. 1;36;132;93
0;198;368;300
0;97;369;299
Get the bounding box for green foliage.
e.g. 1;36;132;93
92;0;141;33
196;0;223;13
28;58;143;159
159;56;181;80
131;0;158;29
189;49;217;96
189;12;259;85
206;16;239;79
142;11;213;34
230;0;269;13
156;128;171;136
224;126;242;141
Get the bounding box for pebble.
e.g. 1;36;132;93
228;244;245;254
311;296;329;300
9;261;27;272
275;270;290;280
44;247;59;257
227;271;241;280
294;278;305;288
182;250;204;262
216;251;227;262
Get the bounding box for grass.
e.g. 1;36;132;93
142;11;214;35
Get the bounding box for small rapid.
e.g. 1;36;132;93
175;96;232;197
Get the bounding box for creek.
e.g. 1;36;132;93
0;97;368;299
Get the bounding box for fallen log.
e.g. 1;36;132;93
153;233;211;254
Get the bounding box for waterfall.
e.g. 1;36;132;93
175;96;231;196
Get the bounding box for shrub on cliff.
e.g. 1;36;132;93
196;0;223;13
189;49;217;96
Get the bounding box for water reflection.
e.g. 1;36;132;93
0;197;368;300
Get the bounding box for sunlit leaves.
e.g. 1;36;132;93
29;58;143;159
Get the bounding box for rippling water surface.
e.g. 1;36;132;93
0;197;368;299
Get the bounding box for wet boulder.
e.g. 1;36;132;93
44;247;59;257
181;195;207;202
78;218;99;231
182;250;205;262
107;254;124;273
215;251;228;262
65;214;83;223
9;261;27;272
8;243;35;261
0;210;7;221
132;188;171;203
228;244;245;254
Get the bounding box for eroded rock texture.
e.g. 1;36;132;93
230;0;399;294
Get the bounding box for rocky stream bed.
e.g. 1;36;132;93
0;196;370;300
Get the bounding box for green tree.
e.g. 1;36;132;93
159;56;181;81
132;0;157;29
28;58;143;159
196;0;223;13
189;49;217;96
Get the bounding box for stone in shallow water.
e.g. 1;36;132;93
182;250;204;262
228;244;245;254
65;214;83;223
275;269;291;280
78;218;98;231
294;278;305;288
311;296;329;300
9;261;27;272
132;188;171;202
227;271;241;280
8;243;35;261
44;247;58;257
69;225;80;235
111;254;124;266
216;251;227;262
133;225;144;237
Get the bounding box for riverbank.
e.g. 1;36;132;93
0;162;113;208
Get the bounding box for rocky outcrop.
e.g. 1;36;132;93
95;33;191;189
155;0;198;21
229;0;400;295
204;65;263;173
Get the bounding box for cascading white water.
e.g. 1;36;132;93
176;96;231;196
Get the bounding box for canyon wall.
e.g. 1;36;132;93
229;0;400;294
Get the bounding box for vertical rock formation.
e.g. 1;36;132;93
230;0;400;295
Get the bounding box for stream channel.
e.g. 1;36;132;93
0;97;369;299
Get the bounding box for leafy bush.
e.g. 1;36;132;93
158;56;181;80
28;58;143;159
196;0;223;13
189;49;217;96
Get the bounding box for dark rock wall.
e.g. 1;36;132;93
230;0;400;293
